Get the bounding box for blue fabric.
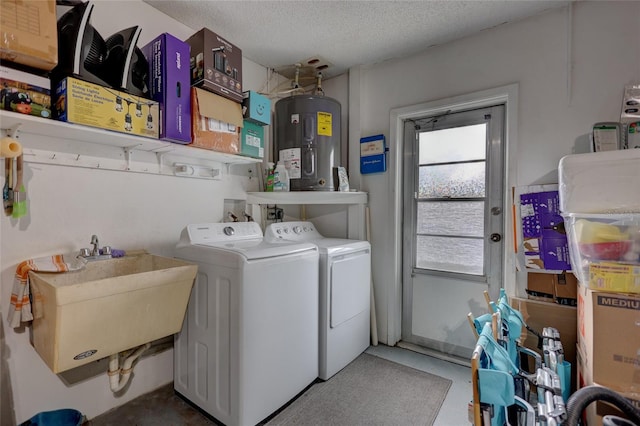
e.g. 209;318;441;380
478;324;519;375
490;290;533;374
477;323;520;426
473;313;493;336
478;369;512;426
488;300;520;367
558;360;572;402
496;289;525;342
478;369;515;406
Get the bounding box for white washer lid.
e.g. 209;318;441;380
179;222;263;245
177;223;317;260
194;239;317;260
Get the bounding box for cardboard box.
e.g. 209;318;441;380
554;271;578;306
242;90;270;125
526;272;577;305
0;0;57;71
54;77;159;139
0;65;50;117
186;28;242;103
577;348;640;426
520;190;571;271
592;392;640;426
526;272;555;301
142;33;191;144
577;284;640;392
240;120;264;158
190;87;242;154
511;296;577;391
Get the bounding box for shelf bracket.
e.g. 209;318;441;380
124;147;134;171
156;152;165;171
2;122;22;139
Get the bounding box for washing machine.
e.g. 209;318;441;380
265;221;371;380
173;222;319;426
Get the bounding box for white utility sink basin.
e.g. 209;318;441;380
30;251;197;373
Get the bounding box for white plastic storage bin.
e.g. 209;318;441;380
558;150;640;214
564;213;640;292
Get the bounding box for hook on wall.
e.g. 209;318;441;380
1;123;23;158
6;123;22;139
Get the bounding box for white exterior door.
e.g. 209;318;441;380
401;105;505;359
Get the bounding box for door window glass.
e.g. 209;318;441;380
415;124;487;275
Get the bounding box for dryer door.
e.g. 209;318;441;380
330;250;371;328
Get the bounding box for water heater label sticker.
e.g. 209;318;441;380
291;114;300;124
317;112;332;136
280;148;301;179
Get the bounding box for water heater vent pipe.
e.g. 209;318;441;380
314;72;324;96
107;342;151;393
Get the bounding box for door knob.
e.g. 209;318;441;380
490;233;502;242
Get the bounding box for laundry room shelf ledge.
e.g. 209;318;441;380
246;191;368;205
0;110;261;169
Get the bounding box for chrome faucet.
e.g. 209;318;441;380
79;235;112;261
90;235;100;256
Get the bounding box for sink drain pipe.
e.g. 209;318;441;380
107;342;151;392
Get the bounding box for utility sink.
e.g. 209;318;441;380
30;251;197;373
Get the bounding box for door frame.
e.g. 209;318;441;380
387;84;519;346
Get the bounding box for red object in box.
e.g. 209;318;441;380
579;240;632;260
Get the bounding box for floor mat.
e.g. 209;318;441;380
264;352;452;426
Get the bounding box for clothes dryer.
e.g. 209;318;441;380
174;222;319;426
265;221;370;380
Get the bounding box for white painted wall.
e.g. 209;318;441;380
348;2;639;344
0;1;267;424
2;0;638;423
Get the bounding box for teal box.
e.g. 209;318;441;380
242;90;271;126
241;120;264;158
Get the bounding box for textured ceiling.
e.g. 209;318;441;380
144;0;570;79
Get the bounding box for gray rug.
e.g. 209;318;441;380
265;353;452;426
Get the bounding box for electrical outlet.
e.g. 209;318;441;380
266;206;283;221
267;207;277;220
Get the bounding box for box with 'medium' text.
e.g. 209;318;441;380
142;33;191;143
577;285;640;392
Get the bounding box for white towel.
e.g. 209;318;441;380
8;254;85;328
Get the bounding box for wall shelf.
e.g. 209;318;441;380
0;111;261;171
246;191;368;205
246;191;368;240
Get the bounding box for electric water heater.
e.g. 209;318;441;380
274;95;341;191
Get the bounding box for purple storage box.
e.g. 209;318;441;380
539;237;572;270
143;33;191;143
521;190;572;270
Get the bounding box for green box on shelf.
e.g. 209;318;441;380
240;120;264;158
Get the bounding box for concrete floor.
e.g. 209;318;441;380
89;344;471;426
